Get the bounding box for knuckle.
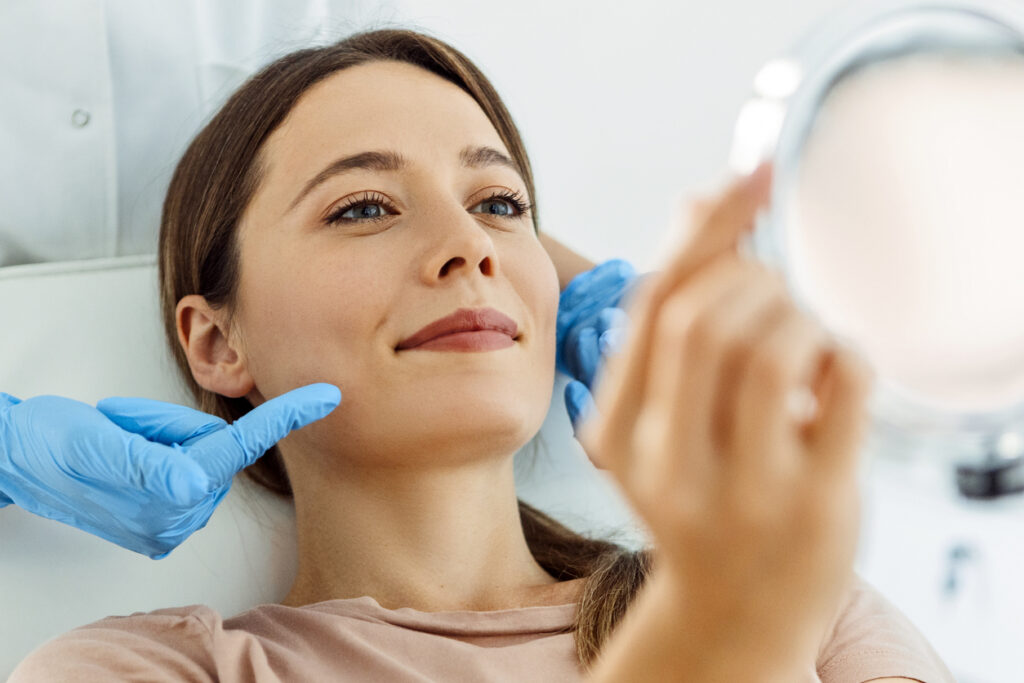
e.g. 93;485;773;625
686;310;730;356
658;293;695;341
749;346;789;391
726;488;781;533
723;334;759;367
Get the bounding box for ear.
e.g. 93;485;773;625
176;294;255;399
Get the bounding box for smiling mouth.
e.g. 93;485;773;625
396;307;520;351
401;329;518;352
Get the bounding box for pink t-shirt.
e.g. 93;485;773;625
10;574;956;682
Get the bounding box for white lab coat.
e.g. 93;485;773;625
0;0;398;267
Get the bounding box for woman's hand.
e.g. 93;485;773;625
580;164;876;679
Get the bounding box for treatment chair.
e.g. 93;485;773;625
0;256;647;677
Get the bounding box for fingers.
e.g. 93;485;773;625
658;163;772;290
565;379;605;468
587;166;772;475
566;325;600;389
596;307;629;358
677;267;790;467
118;433;211;505
96;397;227;445
193;383;341;487
803;347;875;478
730;306;833;488
639;259;751;487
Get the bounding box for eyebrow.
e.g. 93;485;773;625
288;145;523;213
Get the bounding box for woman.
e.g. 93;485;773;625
11;28;955;682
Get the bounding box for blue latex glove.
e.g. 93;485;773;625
0;383;340;559
555;259;642;436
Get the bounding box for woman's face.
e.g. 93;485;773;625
231;60;559;468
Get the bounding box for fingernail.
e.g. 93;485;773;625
599;328;627;356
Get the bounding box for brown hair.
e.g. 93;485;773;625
159;27;651;669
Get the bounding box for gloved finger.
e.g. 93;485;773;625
565;380;604;468
189;383;342;487
568;326;600;389
598;327;627;357
593;259;638;292
0;491;12;507
0;392;22;408
119;433;212;505
565;380;597;435
596;307;630;355
97;397;228;446
596;306;630;332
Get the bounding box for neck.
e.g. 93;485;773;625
281;453;568;612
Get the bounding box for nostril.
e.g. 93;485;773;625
439;257;464;277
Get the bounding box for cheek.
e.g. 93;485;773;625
235;249;383;395
504;240;560;371
522;244;560;337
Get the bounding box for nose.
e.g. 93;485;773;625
419;202;498;284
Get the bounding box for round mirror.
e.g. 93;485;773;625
731;0;1024;496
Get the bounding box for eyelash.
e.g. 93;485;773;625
323;189;533;227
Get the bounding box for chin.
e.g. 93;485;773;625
380;382;551;458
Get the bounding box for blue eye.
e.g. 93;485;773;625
469;190;531;219
471;199;514;216
341;203;389;219
325;191;395;226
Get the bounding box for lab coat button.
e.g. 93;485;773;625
71;109;91;128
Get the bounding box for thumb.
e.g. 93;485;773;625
627;163;773;377
0;392;23;409
189;383;342;487
664;162;772;279
96;397;227;446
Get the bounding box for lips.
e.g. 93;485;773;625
396;307;519;350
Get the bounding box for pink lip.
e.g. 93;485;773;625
397;307;519;351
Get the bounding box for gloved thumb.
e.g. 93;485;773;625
191;383;342;487
0;392;22;409
0;393;22;505
96;397;228;446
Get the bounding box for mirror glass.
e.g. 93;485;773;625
747;3;1024;465
788;50;1024;416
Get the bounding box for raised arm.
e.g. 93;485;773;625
539;232;597;290
577;165;875;681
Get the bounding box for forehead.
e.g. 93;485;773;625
261;60;508;174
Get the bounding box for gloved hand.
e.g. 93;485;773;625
555;259;642;438
0;383;340;559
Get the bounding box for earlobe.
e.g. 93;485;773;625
176;295;255;398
